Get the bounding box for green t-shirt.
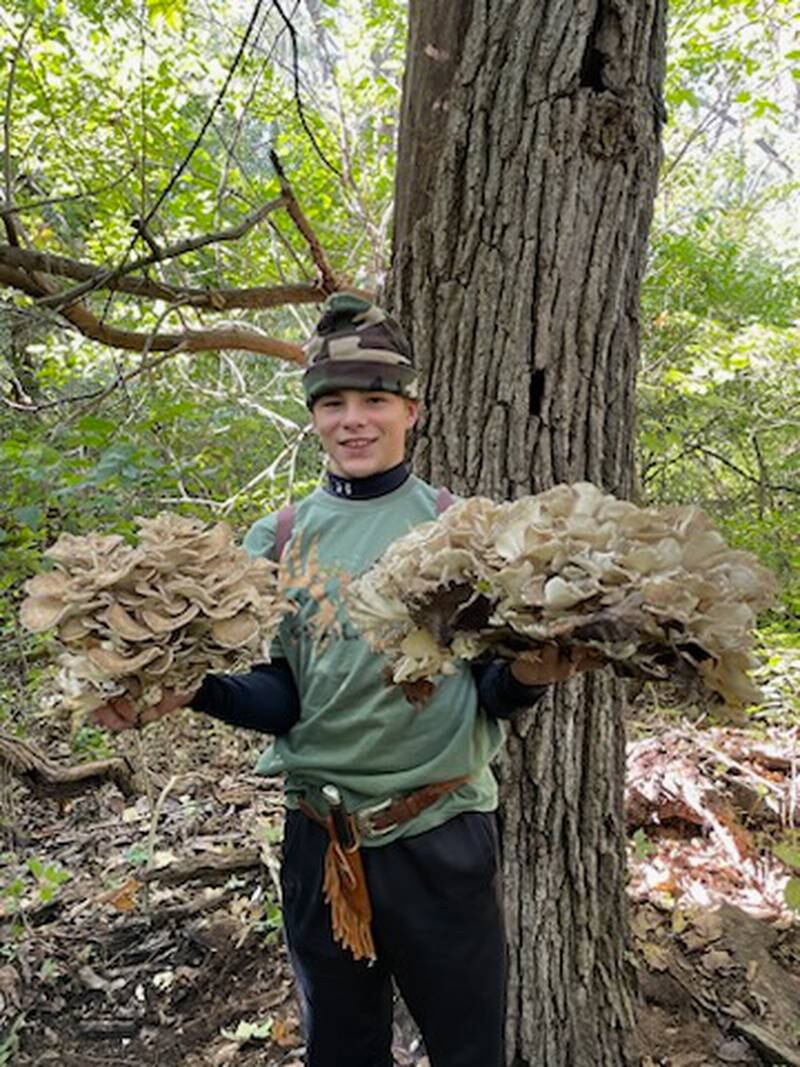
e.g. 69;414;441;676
244;475;505;845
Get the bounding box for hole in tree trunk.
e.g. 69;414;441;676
529;368;546;416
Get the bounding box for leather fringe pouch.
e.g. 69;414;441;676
322;814;376;962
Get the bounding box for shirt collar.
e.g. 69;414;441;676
324;462;410;500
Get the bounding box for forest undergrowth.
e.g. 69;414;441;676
0;653;798;1067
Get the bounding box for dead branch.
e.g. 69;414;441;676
271;149;339;292
0;245;351;308
0;262;305;362
146;886;239;926
139;847;262;886
695;737;785;804
0;730;136;800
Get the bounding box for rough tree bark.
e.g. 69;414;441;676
390;2;667;1064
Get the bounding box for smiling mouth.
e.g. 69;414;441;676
340;439;376;449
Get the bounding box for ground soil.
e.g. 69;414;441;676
1;703;798;1067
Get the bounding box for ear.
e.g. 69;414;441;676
405;399;419;429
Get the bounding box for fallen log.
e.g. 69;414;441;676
139;848;261;886
0;730;136;799
732;1019;800;1067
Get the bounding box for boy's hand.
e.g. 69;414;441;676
93;688;197;732
510;643;604;686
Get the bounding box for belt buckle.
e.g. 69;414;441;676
354;797;397;839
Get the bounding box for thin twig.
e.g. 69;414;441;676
2;16;35;239
695;445;800;496
271;0;341;177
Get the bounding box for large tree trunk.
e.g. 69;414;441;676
390;2;666;1064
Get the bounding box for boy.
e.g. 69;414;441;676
96;294;598;1067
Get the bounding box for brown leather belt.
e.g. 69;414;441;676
301;774;469;841
355;775;470;838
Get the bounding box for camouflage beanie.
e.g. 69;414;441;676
302;293;418;407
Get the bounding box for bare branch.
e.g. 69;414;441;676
271;0;342;177
695;445;800;496
61;301;306;361
0;242;370;308
0;730;136;800
271;149;339;291
0;262;305;362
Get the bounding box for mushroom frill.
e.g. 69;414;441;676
19;514;285;713
345;483;777;709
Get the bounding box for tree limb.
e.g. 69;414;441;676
0;730;137;800
0;263;306;362
0;244;369;308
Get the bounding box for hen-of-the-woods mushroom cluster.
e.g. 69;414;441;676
346;483;776;708
20;514;285;713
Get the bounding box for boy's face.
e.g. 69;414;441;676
311;389;419;479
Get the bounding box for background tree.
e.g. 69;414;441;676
390;2;667;1063
639;0;800;627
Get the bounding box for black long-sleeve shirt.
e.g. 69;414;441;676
192;659;545;736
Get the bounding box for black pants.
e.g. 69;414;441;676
281;809;506;1067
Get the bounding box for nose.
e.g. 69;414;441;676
341;400;367;427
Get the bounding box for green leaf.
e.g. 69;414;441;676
126;844;150;867
147;0;185;29
13;506;43;530
220;1018;272;1043
77;415;116;446
631;829;656;860
773;843;800;870
785;877;800;913
26;857;43;879
43;865;71;886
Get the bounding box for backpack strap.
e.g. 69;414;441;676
273;504;296;561
435;486;455;514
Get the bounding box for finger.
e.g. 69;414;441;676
139;704;168;724
93;706;133;731
108;695;138;719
